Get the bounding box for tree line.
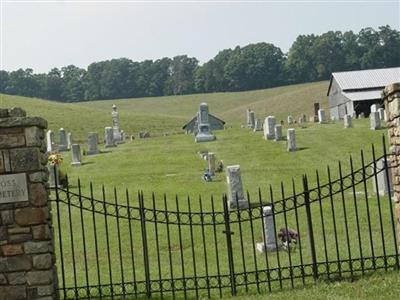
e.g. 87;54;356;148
0;26;399;102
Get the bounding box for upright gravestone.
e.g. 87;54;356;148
256;206;279;253
274;124;282;141
87;132;99;155
195;103;216;142
246;109;252;128
208;152;216;175
318;109;326;124
71;144;82;166
287;115;293;125
253;119;262;131
249;111;255;129
58;128;68;151
67;132;72;150
314;103;320;122
370;111;381;130
344;114;352;128
263;116;276;140
111;104;122;143
105;127;116;148
287;128;296;152
359;112;365;119
298;116;306;128
0;107;58;299
46;130;54;152
371;104;379;113
372;158;392;196
378;108;385;121
226;165;248;209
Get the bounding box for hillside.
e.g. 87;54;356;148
0;81;328;140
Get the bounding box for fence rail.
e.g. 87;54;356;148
50;137;399;299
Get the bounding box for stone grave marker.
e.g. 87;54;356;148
370;111;381;130
46;130;54;152
274;124;282;141
263;116;276;140
195;103;216;142
58;128;68;151
344;114;352;128
256;206;279;252
87;132;100;155
318;109;326;124
287;128;296;152
71;144;82;166
105;127;116;147
226;165;248;209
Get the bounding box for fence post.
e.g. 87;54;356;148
222;195;236;296
383;83;400;256
0;108;59;299
139;191;151;298
303;175;318;279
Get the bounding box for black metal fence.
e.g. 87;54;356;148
50;137;399;299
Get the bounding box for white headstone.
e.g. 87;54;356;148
105;127;116;147
287;128;296;152
372;158;393;196
274;124;282;141
46;130;54;152
71;144;82;166
263;116;276;140
256;206;279;253
344;114;352;128
58;128;68;151
318;109;326;124
67;132;72;150
253;119;262;131
208;152;216;176
370;111;381;130
370;104;379;113
226;165;248;209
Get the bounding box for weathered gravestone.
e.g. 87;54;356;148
256;206;279;253
253;119;262;131
249;111;255;129
71;144;82;166
111;104;122;143
58;128;68;151
0;107;58;299
371;158;393;196
105;127;116;148
378;108;386;121
195;103;216;142
67;132;72;150
87;132;100;155
274;124;282;141
226;165;248;209
208;152;216;176
344;114;352;128
370;111;381;130
287;128;296;152
46;130;54;152
246;109;252;128
263;116;276;140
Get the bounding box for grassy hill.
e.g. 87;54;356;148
0;81;327;140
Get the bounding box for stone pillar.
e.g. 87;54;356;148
256;206;278;253
382;83;400;251
370;111;381;130
87;132;99;155
208;152;216;176
287;128;296;152
70;144;82;166
226;165;248;210
0;108;58;300
45;130;54;153
58;128;68;152
104;127;116;148
274;124;282;141
344;114;352;128
263;116;276;140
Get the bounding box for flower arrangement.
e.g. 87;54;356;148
48;153;63;166
278;228;299;251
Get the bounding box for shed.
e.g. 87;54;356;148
182;114;225;134
327;67;400;119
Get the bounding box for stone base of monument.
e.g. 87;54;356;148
256;242;280;253
228;199;249;210
195;133;216;143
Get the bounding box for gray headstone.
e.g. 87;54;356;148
318;109;326;124
208;152;216;176
246;109;252;127
71;144;82;166
226;165;248;210
372;158;393;196
87;132;99;155
370;111;381;130
105;127;116;147
344;114;352;128
370;104;379;113
58;128;68;151
249;111;255;129
314;103;320;119
46;130;54;152
274;124;282;141
195;103;216;142
67;132;72;150
287;128;296;152
256;206;279;252
253;119;263;131
263;116;276;140
47;164;62;188
112;104;122;143
287;115;293;124
377;108;385;121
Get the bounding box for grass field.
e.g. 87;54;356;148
2;83;399;299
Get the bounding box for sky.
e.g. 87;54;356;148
0;0;399;73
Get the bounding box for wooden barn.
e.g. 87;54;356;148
182;114;225;134
327;67;400;119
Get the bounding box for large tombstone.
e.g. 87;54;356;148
111;104;122;143
274;124;282;141
67;132;72;150
0;107;58;299
287;128;296;152
195;103;216;143
344;114;352;128
263;116;276;140
46;130;54;152
256;206;279;253
249;111;255;129
208;152;216;176
253;119;262;131
370;111;381;130
226;165;248;209
372;158;393;196
71;144;82;166
58;128;68;151
313;103;320;122
318;109;326;124
105;127;116;148
87;132;100;155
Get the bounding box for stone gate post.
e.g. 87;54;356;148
383;83;400;251
0;108;58;300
